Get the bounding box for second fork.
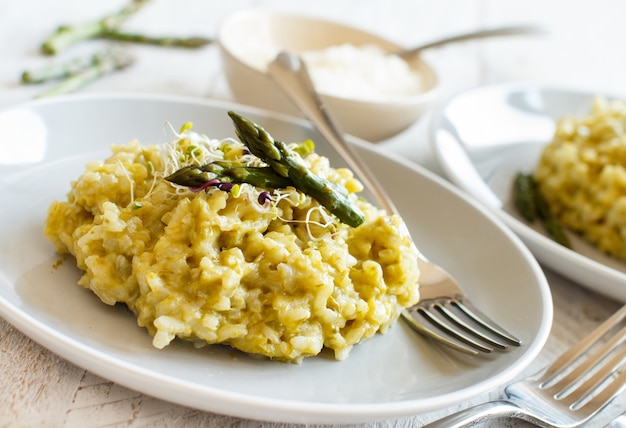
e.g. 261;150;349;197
423;305;626;427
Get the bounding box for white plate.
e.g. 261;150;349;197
431;83;626;302
0;94;551;424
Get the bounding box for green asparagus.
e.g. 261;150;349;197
227;111;365;228
22;48;125;84
513;172;537;222
165;161;292;189
41;0;149;55
35;48;134;98
100;31;211;48
542;218;572;248
533;179;572;248
513;171;571;248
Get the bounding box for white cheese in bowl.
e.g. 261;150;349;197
246;43;424;102
301;44;424;101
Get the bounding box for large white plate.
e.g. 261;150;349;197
0;94;551;424
431;83;626;302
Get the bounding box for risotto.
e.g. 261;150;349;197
44;115;420;363
535;97;626;262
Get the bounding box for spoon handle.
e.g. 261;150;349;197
398;24;548;58
266;52;398;216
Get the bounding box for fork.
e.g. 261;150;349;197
266;51;521;355
423;305;626;427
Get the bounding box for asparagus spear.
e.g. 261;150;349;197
513;172;537;222
100;31;211;48
165;161;292;190
22;48;120;84
41;0;149;55
227;111;365;228
35;48;134;98
542;218;572;248
533;180;572;248
512;172;571;248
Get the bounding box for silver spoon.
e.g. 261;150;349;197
267;52;392;212
396;24;547;59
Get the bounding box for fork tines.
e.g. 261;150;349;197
403;296;521;355
539;305;626;416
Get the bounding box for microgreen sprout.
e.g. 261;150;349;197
160;114;361;238
230;183;241;198
292;139;315;156
217;182;234;192
188;178;235;194
179;122;193;133
190;178;220;192
258;191;272;205
186;145;202;157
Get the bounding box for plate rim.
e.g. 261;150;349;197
0;93;552;423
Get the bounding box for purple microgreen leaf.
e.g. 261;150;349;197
258;191;271;205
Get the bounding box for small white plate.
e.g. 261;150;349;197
0;94;551;424
431;83;626;302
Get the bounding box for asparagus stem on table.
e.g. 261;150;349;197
35;48;134;98
227;111;365;228
41;0;149;55
165;161;292;190
22;48;115;84
100;31;211;48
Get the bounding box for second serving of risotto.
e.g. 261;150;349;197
44;113;420;363
534;98;626;262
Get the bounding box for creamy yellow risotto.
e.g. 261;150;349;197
535;97;626;262
45;115;420;363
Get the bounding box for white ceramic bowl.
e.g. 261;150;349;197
217;9;439;142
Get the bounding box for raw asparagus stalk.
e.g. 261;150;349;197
35;48;134;98
165;161;292;190
41;0;149;55
227;111;365;228
100;31;211;48
22;48;117;84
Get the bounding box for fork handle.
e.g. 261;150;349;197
267;52;399;216
422;400;549;427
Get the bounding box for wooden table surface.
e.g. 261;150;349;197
2;1;626;426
